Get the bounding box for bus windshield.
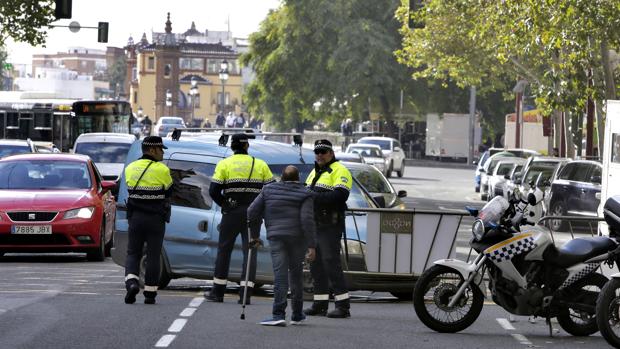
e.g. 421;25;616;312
73;101;132;134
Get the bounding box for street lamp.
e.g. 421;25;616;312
165;89;172;116
219;59;229;115
189;76;199;126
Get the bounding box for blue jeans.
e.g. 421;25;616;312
269;237;306;319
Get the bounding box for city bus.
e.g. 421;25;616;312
0;92;132;152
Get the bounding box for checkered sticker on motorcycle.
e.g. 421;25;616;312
559;263;600;289
484;234;536;262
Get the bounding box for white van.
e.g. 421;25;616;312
599;100;620;235
72;133;137;181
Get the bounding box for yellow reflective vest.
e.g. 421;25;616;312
125;158;173;215
306;160;352;224
212;154;274;204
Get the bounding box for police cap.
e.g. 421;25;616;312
314;139;333;154
142;136;168;149
231;133;249;149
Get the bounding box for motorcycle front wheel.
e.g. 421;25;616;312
413;265;484;333
556;272;607;336
597;278;620;348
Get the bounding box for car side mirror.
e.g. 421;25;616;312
101;180;116;194
372;195;386;208
397;190;407;198
591;175;602;184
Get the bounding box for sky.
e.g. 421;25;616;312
6;0;282;65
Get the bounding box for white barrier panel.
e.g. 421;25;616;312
365;211;462;275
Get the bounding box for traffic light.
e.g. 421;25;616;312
97;22;109;43
408;0;425;29
54;0;72;19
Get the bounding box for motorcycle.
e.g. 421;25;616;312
595;196;620;348
413;188;617;336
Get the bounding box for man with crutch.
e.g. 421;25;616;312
247;165;316;325
205;133;274;304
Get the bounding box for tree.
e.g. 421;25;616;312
107;55;127;97
0;1;55;47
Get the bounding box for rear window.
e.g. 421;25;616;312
162;118;184;125
75;142;132;164
0;145;30;157
524;162;557;185
495;163;513;176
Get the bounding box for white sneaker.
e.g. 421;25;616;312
259;317;286;327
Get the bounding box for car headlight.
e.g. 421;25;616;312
64;207;95;220
472;219;485;241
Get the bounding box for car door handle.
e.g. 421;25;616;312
198;220;208;232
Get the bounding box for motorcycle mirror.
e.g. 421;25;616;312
465;206;479;217
527;192;537;206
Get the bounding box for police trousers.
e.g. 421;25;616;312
212;206;259;297
125;210;166;290
310;224;350;309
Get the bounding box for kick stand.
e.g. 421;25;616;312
546;316;553;337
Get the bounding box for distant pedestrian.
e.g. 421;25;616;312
248;165;316;326
203;119;212;128
226;112;236;128
215;112;226;128
235;113;246;128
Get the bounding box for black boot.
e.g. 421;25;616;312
124;279;139;304
204;290;223;302
238;286;253;305
327;307;350;318
144;290;157;304
303;301;328;316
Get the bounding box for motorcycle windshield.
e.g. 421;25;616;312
478;196;509;227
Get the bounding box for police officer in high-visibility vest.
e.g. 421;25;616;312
304;139;353;318
124;136;173;305
205;133;274;303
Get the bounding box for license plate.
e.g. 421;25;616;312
11;225;52;235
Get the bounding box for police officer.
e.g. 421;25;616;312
124;136;173;304
205;133;274;303
304;139;353;318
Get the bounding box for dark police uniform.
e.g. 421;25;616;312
304;139;353;318
206;133;274;303
124;136;173;304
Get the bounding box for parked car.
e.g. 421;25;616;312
335;152;364;163
356;136;406;178
72;133;137;182
0;153;116;260
154;116;186;137
546;160;602;231
345;144;387;175
488;158;526;200
0;139;37;158
344;161;407;209
474;148;538;192
111;133;414;296
499;163;525;200
480;155;516;200
32;141;60;153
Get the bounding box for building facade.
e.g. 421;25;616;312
125;14;244;125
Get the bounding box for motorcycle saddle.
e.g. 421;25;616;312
545;236;616;268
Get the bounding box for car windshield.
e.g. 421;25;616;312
349;147;381;157
348;166;392;193
358;139;390;150
524;162;557;186
75;142;132;163
0;160;91;190
0;145;30;157
162;118;184;125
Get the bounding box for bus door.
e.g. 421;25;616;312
2;110;22;139
32;110;53;143
17;111;34;140
52;112;74;152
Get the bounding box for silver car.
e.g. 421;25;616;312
345;143;387;176
356;136;406;178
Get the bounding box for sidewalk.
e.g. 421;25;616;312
405;158;475;170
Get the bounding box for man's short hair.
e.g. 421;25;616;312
281;165;299;182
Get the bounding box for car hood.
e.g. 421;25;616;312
95;162;124;179
0;190;92;211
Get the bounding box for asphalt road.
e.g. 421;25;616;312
0;165;613;349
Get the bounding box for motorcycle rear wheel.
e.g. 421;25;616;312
597;278;620;348
413;265;484;333
557;272;607;336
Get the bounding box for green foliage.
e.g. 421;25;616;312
0;1;55;47
107;55;127;95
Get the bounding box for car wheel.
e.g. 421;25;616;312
139;251;172;289
86;223;106;262
386;161;393;178
550;202;567;231
396;161;405;178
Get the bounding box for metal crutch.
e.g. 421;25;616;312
240;225;253;320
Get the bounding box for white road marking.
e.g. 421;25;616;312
496;318;516;330
189;297;204;307
180;308;196;317
168;319;187;333
154;334;176;348
511;333;532;345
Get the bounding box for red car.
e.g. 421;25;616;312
0;153;116;261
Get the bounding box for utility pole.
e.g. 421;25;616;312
468;86;476;165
